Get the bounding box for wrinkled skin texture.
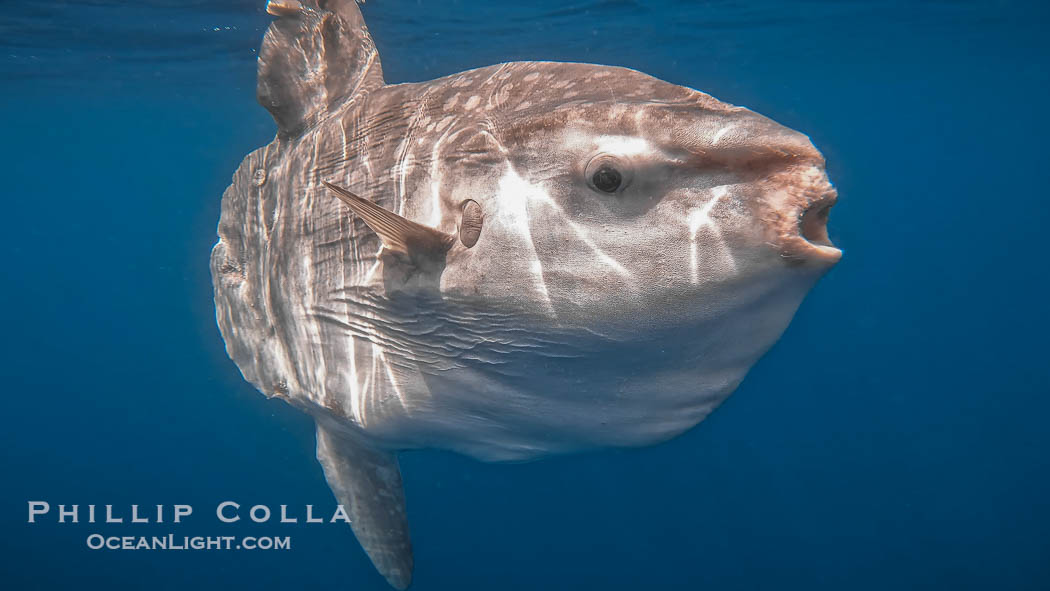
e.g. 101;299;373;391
211;1;840;588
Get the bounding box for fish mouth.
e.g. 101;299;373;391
788;190;842;264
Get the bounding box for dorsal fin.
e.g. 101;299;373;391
323;181;456;263
258;0;384;138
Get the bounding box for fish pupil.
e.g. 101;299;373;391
592;166;622;193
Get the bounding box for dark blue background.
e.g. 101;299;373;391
2;1;1048;589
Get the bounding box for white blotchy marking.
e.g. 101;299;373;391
464;95;481;110
378;346;405;409
500;164;632;280
363;257;382;285
348;334;361;423
436;116;455;131
339;118;349;164
594;135;652;157
427;126;453;227
495;166;554;308
711;123;736;145
557;213;632;279
688;186;737;283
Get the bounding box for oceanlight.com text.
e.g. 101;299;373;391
85;534;291;551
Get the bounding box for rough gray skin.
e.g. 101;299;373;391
210;1;841;588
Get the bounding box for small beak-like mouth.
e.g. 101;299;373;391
790;190;842;264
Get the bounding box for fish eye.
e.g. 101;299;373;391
592;166;622;193
585;154;632;194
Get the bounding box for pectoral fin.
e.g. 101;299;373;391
323;181;455;264
316;422;413;589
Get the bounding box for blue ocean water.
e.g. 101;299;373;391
2;1;1048;589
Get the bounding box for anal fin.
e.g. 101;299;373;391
316;422;413;589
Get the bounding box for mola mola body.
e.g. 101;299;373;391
211;0;841;587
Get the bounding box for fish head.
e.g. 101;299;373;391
440;64;840;341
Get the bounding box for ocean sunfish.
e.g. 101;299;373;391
210;0;841;587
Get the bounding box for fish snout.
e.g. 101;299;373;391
795;188;840;262
763;166;842;266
